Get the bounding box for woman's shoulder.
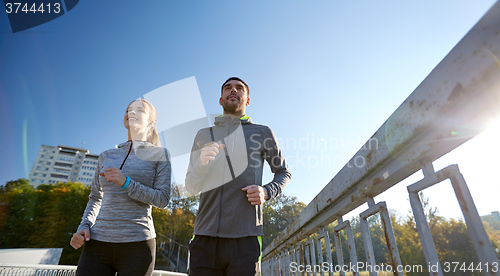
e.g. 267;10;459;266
99;141;130;157
136;145;169;162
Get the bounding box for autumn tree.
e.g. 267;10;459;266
153;183;198;246
0;179;90;264
0;179;37;248
262;194;306;249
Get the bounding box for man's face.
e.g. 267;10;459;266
219;80;250;114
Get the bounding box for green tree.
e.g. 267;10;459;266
390;193;437;275
262;194;306;249
391;192;490;276
33;182;90;264
482;220;500;259
0;179;37;248
153;183;198;245
0;179;90;264
391;211;427;276
322;222;350;266
345;214;389;266
153;183;199;270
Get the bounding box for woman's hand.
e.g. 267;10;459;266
99;167;127;187
70;229;90;249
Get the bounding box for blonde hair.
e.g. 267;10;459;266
126;99;162;147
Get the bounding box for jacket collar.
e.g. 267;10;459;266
214;114;253;126
117;140;155;149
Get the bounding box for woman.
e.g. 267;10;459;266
70;99;171;276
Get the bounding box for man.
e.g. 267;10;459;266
185;77;291;276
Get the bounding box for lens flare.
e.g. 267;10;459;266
490;51;500;68
23;118;28;178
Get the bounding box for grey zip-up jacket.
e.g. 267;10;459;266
77;141;171;243
185;116;291;238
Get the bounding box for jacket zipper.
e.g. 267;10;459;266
216;185;223;235
232;119;235;152
215;118;238;235
216;120;230;235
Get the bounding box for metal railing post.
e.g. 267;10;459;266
334;218;359;276
408;163;443;276
408;164;499;276
333;218;345;276
360;198;377;276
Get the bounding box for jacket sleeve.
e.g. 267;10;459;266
77;154;104;232
262;127;292;199
185;130;211;196
124;148;171;209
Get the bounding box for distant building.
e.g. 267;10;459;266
28;145;98;187
481;211;500;222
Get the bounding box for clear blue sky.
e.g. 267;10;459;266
1;0;498;220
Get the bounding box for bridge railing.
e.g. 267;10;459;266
157;233;189;273
0;264;187;276
261;1;500;275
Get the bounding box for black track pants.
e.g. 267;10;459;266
189;235;261;276
75;239;156;276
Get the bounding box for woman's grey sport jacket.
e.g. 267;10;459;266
77;141;171;243
185;115;291;238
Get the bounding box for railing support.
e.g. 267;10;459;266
360;198;403;276
333;218;359;276
408;164;499;276
320;228;334;276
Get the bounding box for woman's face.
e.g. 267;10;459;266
124;100;150;131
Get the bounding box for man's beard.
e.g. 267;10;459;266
222;99;243;114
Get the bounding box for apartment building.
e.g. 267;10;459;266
482;211;500;223
28;145;99;187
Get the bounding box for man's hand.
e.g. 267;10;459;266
99;167;127;187
200;142;225;165
242;185;269;205
70;229;90;249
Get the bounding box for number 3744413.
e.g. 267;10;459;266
442;262;498;273
5;3;61;14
